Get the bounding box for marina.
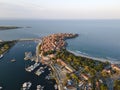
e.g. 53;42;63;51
0;41;57;90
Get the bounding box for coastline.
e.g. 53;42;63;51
38;33;120;65
67;49;120;64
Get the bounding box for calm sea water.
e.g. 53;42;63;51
0;20;120;62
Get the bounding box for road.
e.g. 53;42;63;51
36;42;42;62
50;63;64;90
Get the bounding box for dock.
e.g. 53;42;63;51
25;63;40;72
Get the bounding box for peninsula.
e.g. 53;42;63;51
40;33;78;53
37;33;120;90
0;26;22;30
0;41;16;59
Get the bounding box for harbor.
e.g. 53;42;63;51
0;41;57;90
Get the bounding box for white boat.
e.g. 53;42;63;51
35;67;44;76
0;86;3;90
45;76;50;80
0;54;3;59
54;84;58;90
36;85;41;90
25;63;40;72
48;68;51;71
36;85;44;90
11;59;16;62
21;82;32;90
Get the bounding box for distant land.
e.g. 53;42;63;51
0;26;22;30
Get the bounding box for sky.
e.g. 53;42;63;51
0;0;120;19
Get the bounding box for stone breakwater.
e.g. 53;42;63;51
40;33;78;52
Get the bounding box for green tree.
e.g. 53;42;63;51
100;84;108;90
114;80;120;90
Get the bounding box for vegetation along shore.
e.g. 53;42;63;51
0;41;16;58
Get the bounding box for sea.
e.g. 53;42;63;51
0;19;120;89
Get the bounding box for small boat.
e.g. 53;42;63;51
0;54;3;59
36;85;44;90
11;59;16;62
0;86;3;90
21;82;32;90
35;67;44;76
48;68;51;71
54;84;58;90
45;76;50;80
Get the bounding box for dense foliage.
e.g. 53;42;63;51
55;49;108;75
0;41;16;54
114;80;120;90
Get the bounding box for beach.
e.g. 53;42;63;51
67;49;120;64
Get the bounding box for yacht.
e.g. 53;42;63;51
11;59;16;62
21;82;32;90
54;84;58;90
0;86;3;90
36;85;44;90
0;54;3;59
35;67;44;76
25;63;40;72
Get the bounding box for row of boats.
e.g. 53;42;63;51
21;82;44;90
25;63;49;76
21;81;58;90
25;63;40;72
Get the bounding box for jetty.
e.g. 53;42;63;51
25;63;40;72
35;67;44;76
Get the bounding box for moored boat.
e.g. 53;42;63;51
0;86;3;90
11;59;16;62
36;85;44;90
21;82;32;90
0;54;3;59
